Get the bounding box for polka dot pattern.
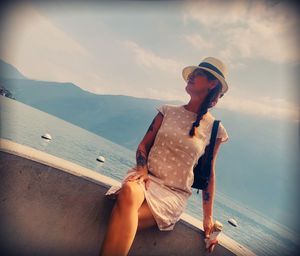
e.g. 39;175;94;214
106;104;229;231
148;104;216;193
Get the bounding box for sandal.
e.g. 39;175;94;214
204;237;218;248
207;238;218;251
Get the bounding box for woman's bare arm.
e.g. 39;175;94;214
136;112;164;172
202;138;222;218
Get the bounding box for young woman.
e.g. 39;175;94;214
100;57;230;255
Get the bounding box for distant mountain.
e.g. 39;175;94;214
0;59;27;80
0;59;299;231
0;59;182;150
0;59;26;99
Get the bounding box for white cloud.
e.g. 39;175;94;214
1;1;297;123
183;34;213;50
219;93;299;122
0;3;110;91
0;4;101;82
121;40;185;75
183;0;248;27
144;87;177;101
183;0;300;64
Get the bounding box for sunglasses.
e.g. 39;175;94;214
187;69;207;81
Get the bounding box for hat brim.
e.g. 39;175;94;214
182;66;228;95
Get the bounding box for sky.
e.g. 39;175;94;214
0;0;299;122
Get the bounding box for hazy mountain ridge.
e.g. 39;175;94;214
0;59;182;149
0;59;27;80
0;59;298;232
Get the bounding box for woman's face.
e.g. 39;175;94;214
185;69;217;96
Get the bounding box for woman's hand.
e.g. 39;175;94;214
124;169;150;190
203;216;214;238
203;216;217;253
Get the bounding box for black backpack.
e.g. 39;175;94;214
192;120;220;194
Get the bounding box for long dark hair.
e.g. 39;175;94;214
188;69;223;137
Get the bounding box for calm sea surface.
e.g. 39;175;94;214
1;95;299;255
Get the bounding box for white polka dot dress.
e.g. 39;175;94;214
105;104;229;231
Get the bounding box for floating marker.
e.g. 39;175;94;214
97;155;105;163
41;133;52;140
228;218;238;227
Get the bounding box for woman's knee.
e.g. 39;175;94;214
117;181;144;208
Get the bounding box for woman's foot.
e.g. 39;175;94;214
204;237;218;253
208;238;218;253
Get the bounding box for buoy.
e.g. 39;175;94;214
41;133;52;140
228;218;238;227
96;155;105;163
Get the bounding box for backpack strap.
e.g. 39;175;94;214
207;120;220;165
197;120;220;193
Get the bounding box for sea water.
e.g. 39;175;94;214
1;95;299;255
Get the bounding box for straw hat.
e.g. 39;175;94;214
182;57;229;95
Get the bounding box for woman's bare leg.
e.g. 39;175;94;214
137;199;157;231
100;181;145;256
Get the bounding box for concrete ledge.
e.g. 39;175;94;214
0;138;255;256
